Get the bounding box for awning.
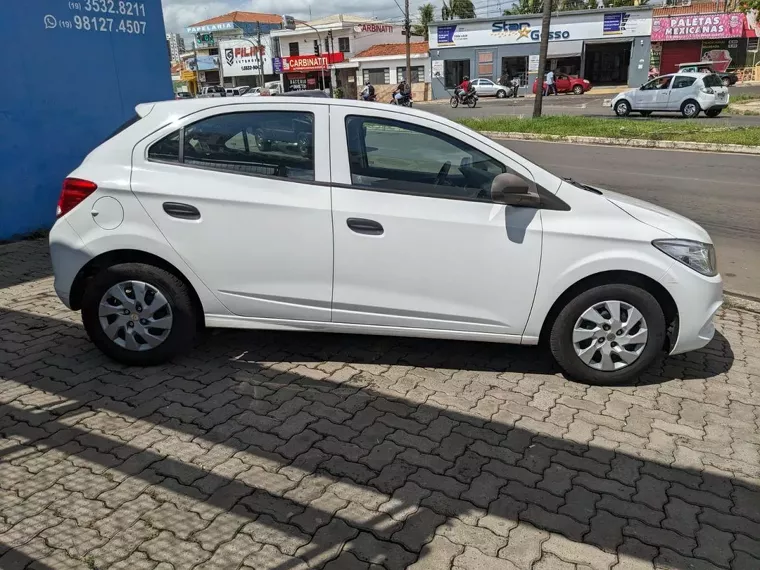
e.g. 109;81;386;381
333;61;359;69
548;40;583;58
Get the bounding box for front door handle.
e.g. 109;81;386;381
347;218;384;236
163;202;201;220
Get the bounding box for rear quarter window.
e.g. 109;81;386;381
702;74;723;88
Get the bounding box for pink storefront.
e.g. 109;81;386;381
651;11;758;74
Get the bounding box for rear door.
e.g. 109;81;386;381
327;104;544;337
667;75;697;111
131;102;334;322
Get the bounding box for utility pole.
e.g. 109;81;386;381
257;24;265;88
404;0;411;88
532;0;552;118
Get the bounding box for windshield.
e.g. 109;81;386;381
702;74;723;88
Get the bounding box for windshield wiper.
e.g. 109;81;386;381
563;177;602;195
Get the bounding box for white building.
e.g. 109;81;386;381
270;14;406;97
166;33;186;63
353;42;431;101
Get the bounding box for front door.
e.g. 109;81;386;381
328;106;543;337
131;103;334;321
634;75;672;110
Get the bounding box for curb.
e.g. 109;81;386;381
725;292;760;314
479;130;760;155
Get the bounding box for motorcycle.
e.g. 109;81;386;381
361;93;377;102
450;88;478;108
390;92;413;107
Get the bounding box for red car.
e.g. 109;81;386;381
532;73;592;95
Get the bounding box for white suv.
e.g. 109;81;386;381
611;72;729;118
50;98;722;385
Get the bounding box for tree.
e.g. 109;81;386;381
441;0;476;20
503;0;645;13
413;3;436;39
533;0;552;118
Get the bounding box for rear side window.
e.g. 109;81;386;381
702;74;723;88
148;111;315;181
672;76;696;89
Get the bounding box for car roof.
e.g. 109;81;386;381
654;72;707;78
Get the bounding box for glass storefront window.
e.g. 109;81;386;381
444;60;470;88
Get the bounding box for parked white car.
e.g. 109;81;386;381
611;72;729;118
50;98;722;385
225;86;250;96
471;78;511;98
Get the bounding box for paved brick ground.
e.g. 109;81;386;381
1;239;759;570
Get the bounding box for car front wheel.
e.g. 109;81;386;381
614;100;631;117
81;263;198;365
496;90;507;98
549;284;666;385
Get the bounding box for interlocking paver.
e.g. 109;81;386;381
1;239;759;570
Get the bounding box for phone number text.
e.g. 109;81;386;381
74;15;147;34
80;0;146;17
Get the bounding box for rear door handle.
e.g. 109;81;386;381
163;202;201;220
347;218;384;236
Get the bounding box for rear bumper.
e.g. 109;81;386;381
49;218;90;310
659;260;723;355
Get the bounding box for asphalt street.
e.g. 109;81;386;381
498;139;760;298
422;84;760;125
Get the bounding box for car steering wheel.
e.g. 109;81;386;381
435;161;451;186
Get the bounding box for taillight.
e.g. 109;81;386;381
57;178;97;218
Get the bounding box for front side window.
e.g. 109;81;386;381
149;111;315;181
641;76;672;90
672;76;697;89
363;68;390;85
345;116;507;202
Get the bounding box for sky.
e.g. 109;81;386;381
160;0;511;35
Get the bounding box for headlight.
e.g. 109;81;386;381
653;239;717;276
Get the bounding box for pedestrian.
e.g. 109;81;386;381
544;69;556;96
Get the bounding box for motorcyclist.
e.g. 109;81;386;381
361;80;375;101
456;76;473;102
393;79;411;104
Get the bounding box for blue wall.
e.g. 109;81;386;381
0;0;173;240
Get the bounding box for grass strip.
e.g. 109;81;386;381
457;115;760;146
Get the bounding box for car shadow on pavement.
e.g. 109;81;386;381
0;240;52;291
0;308;755;570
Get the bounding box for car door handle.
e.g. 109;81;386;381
346;218;384;236
163;202;201;220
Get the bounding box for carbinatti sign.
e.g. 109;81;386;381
651;13;746;41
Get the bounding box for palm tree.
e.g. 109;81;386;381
413;3;436;39
442;0;476;19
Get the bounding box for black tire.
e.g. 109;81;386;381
466;97;477;108
572;85;584;95
449;96;459;108
496;90;507;98
640;111;652;117
706;108;722;118
549;284;666;386
81;263;198;366
614;100;631;117
681;100;701;118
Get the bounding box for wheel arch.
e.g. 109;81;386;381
69;250;204;327
537;270;679;351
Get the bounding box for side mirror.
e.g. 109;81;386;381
491;173;541;207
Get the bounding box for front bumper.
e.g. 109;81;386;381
659;260;723;355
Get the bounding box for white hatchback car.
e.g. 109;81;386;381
611;72;729;118
50;98;722;385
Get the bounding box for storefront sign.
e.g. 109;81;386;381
355;23;394;33
432;59;444;78
180;70;196;81
220;38;274;77
188;22;234;33
280;53;345;72
651;13;745;42
528;54;540;72
272;57;284;74
700;39;740;72
187;55;219;72
430;11;651;48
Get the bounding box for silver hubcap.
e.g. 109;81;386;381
98;281;173;351
685;104;697;116
572;300;648;371
617;102;628;113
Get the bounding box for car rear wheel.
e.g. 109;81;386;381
681;100;701;118
614;100;631;117
549;284;666;385
81;263;197;366
721;77;731;87
706;108;722;118
572;85;584;95
496;89;507;98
